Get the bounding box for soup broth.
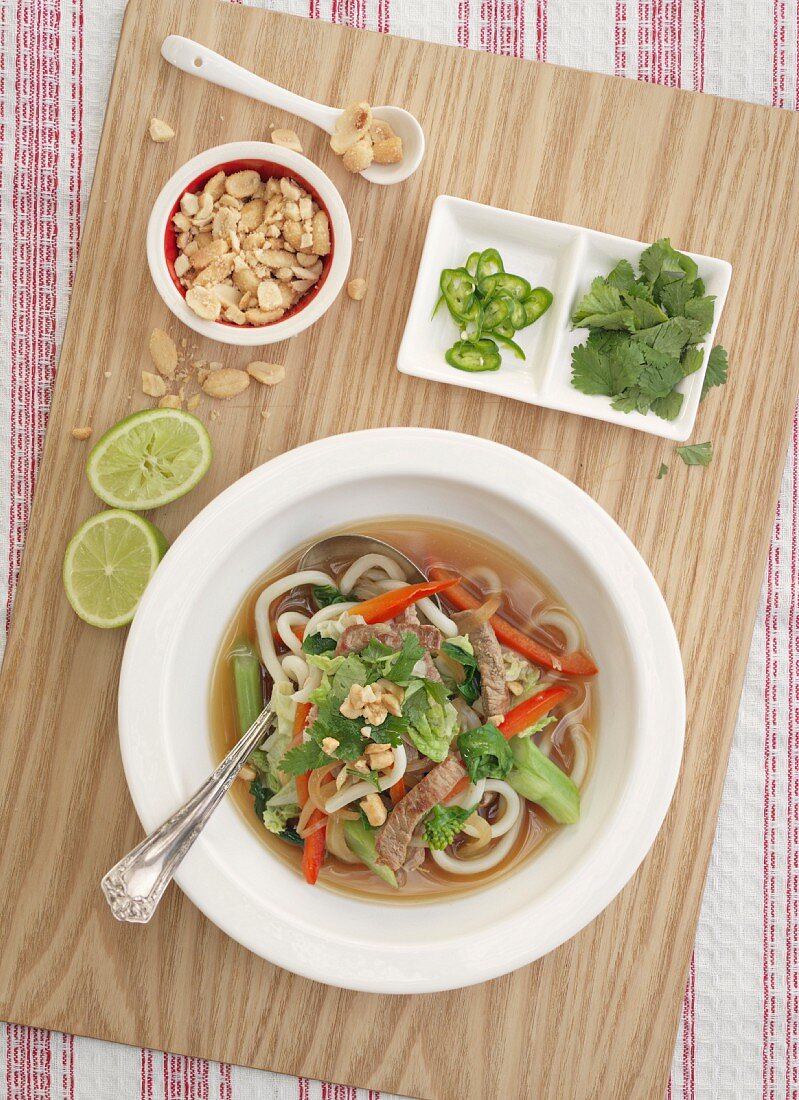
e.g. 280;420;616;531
210;517;597;902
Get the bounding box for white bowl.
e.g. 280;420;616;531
118;429;685;993
397;195;732;441
146;141;352;346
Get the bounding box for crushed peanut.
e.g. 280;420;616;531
271;128;303;153
321;737;340;755
240;764;257;783
158;394;182;409
70;426;92;441
201;367;250;399
247;361;285;386
330;102;404;174
141;371;167;398
360;792;387;827
187;393;201;412
149;117;175;143
339;682;401;726
173;169;330;326
149;328;178;378
347;277;367;301
364;743;394;771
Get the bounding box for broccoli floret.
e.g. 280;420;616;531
422;803;476;851
262;803;300;836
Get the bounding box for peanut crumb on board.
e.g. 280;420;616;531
158;394;182;410
149;328;178;379
149;117;175;143
103;371;112;379
201;368;250;399
247;361;285;386
271;128;303;153
141;371;166;398
187;394;201;412
347;277;367;301
71;426;92;441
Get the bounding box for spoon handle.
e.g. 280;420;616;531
101;706;275;923
161;36;338;134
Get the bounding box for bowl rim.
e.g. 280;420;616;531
118;428;685;992
146;141;352;346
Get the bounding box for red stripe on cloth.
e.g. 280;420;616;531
298;1078;310;1100
218;1063;232;1100
614;2;628;77
68;0;84;282
140;1048;154;1100
637;0;650;81
377;0;389;33
682;952;696;1098
5;1026;51;1100
60;1033;74;1100
692;0;705;91
787;405;799;1100
535;0;546;62
7;0;61;634
764;507;780;1100
457;0;470;47
772;0;786;107
308;0;320;18
479;0;524;58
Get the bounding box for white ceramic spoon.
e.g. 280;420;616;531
161;35;425;186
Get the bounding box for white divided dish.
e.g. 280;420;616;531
398;195;732;441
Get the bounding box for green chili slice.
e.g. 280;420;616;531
481;296;511;331
521;287;554;326
493;331;526;360
478;272;532;301
445;338;502;373
440;267;477;320
475;248;504;283
465;251;482;276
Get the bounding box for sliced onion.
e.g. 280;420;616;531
459;813;492;854
535;607;582;654
452;595;501;634
325;816;361;863
567;725;590;789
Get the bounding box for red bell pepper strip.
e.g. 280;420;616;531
498;686;572;740
390;778;406;804
428;568;598;677
302;809;327;884
354;576;462;625
292;702;312;806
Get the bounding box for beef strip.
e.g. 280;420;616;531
375;753;466;870
336;621;441;656
452;611;509;722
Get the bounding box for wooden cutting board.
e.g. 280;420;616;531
1;1;798;1097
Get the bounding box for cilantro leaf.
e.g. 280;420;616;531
571;338;642;397
683;295;716;339
677;441;713;467
610;387;651;415
605;259;638;292
313;584;349;608
423;804;477;851
348;766;382;790
571;279;634;331
369;713;407;746
658;277;698;318
657;463;669;479
701;345;728;399
301;632;337;656
279;740;328;776
358;632;425;685
250;776;272;819
637;347;684;399
651;390;684;420
635;316;695;355
639;239;697;286
627;295;669;330
441;641;481;705
680;346;704;377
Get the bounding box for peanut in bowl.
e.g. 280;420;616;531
147;141;352;346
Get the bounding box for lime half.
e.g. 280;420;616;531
63;510;169;628
86;408;212;510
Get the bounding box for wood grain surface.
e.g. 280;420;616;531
1;2;799;1097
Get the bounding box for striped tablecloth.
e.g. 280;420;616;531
1;1;797;1097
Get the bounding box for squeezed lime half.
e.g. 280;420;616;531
86;408;212;510
63;509;169;628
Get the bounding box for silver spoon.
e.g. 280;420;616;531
161;36;425;186
102;536;435;922
101;705;274;923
